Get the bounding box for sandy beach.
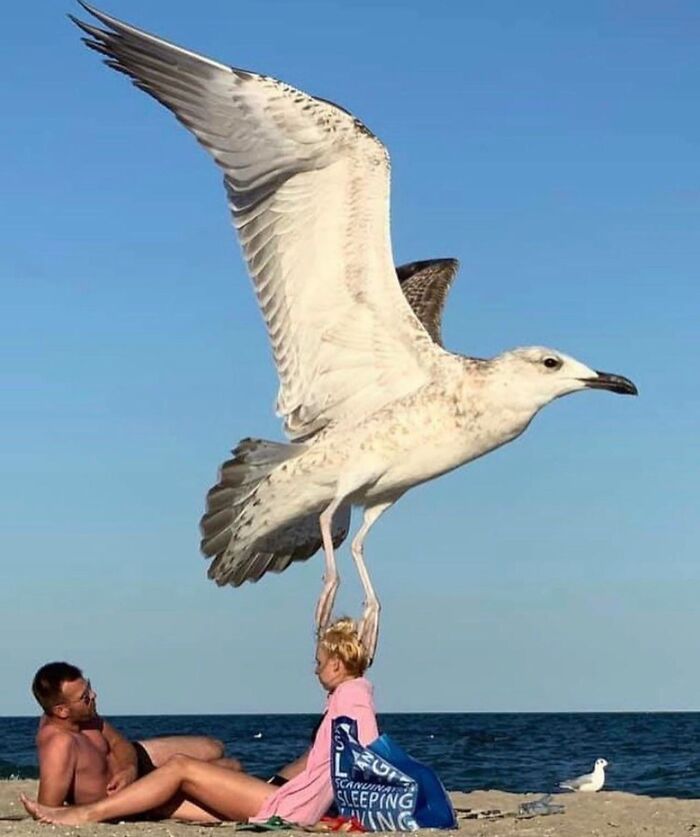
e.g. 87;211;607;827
3;780;700;837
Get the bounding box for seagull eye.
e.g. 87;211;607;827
543;356;561;370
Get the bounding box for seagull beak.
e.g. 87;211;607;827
582;370;638;396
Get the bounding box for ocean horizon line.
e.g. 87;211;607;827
3;708;700;719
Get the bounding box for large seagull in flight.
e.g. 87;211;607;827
72;4;637;662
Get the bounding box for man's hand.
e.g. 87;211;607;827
106;764;138;795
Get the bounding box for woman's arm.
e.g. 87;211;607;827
275;750;309;780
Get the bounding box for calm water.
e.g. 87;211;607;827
2;713;700;798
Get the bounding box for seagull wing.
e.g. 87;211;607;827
73;4;445;440
559;770;592;790
396;258;459;346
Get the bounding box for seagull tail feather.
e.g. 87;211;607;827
200;437;350;586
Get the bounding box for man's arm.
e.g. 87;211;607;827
101;720;138;794
37;734;77;806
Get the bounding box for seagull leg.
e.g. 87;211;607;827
351;502;392;664
314;497;345;633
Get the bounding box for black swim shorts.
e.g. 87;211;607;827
132;741;156;777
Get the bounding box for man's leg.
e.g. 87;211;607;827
21;754;274;826
150;797;223;823
138;736;241;770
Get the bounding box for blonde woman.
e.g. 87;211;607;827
21;619;378;827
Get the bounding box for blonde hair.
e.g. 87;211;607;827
318;617;368;676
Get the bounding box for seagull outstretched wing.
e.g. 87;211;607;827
72;3;446;439
396;258;460;346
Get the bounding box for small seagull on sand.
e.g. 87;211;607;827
71;4;638;664
559;758;608;792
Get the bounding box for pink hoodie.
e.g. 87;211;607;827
252;677;378;826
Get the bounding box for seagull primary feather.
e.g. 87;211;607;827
71;4;638;662
559;758;608;792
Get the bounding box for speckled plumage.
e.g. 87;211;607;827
396;259;460;346
73;4;637;659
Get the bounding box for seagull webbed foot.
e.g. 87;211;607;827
359;601;380;666
314;577;340;634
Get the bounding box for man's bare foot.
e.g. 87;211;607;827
20;793;91;826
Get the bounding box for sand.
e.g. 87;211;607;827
3;780;700;837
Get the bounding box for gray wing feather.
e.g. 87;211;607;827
201;437;351;586
396;258;459;346
559;771;591;790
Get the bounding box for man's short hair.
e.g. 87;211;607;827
32;662;83;712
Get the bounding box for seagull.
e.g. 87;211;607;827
71;4;638;663
559;758;608;792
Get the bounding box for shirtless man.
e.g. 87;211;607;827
32;661;241;819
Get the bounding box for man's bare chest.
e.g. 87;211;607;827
73;730;110;772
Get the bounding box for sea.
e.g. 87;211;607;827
2;713;700;798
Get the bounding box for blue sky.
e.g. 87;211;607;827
1;0;698;716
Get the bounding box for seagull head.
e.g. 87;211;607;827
495;347;638;409
594;758;608;770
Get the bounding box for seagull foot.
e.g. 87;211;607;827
359;604;380;666
314;579;340;634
